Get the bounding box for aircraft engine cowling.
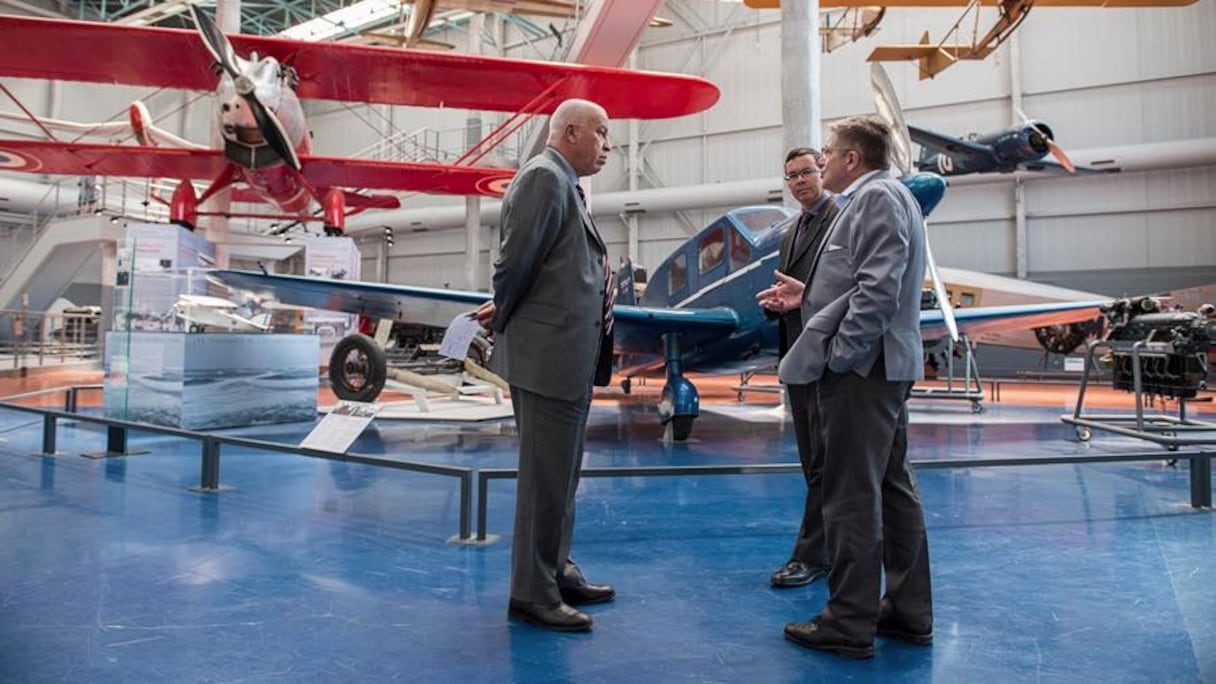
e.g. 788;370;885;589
991;122;1055;169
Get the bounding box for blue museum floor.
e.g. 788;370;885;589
0;393;1213;683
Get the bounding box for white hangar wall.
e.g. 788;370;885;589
321;0;1216;293
0;4;1208;294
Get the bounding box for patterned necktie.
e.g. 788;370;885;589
792;211;814;253
577;185;615;334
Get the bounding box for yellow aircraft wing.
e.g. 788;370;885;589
746;0;1195;7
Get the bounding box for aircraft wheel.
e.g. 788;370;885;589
1075;426;1092;442
621;377;632;395
971;401;984;414
670;415;694;442
329;334;387;402
189;324;203;334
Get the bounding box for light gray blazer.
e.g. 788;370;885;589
778;170;927;385
489;147;609;402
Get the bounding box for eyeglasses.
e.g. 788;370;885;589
783;168;820;182
821;146;855;158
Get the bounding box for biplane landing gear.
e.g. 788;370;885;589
169;179;199;231
621;377;632;394
329;333;386;402
657;335;699;441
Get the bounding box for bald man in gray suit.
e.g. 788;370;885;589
760;116;934;659
475;99;615;633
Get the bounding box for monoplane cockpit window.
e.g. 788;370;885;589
668;253;688;296
733;208;790;237
698;227;726;274
729;228;751;270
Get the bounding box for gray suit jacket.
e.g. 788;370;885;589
778;170;926;385
489;147;609;402
773;198;839;357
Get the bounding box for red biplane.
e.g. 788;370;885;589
0;7;718;233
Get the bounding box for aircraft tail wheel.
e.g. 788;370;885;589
328;333;386;402
1075;426;1092;442
621;377;632;394
971;401;984;414
670;415;694;442
189;324;203;333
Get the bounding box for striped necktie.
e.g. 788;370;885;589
577;185;615;333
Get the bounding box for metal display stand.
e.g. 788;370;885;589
1062;337;1216;451
911;333;985;413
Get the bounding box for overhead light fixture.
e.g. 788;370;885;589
280;0;402;42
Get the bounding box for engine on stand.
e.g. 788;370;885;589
1099;297;1213;399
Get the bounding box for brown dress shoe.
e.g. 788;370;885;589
559;581;616;606
784;617;874;659
508;599;592;632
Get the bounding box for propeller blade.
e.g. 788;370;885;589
244;92;301;170
924;238;959;343
869;63;912;176
189;4;240;79
1046;139;1076;174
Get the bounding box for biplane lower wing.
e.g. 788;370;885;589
209;269;1103;367
0;140;516;197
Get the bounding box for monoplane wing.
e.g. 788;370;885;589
0;140;515;197
209;270;743;343
0;16;718;119
920;300;1105;341
908;125;993;158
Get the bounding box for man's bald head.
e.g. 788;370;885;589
547;99;612;177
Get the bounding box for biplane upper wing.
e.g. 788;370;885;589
746;0;1195;7
0;16;718;119
0;140;516;197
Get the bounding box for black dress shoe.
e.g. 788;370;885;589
508;599;592;632
559;581;616;606
770;560;829;588
784;618;874;659
877;601;933;645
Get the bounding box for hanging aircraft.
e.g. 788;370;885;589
0;7;718;234
207;174;1106;441
908;117;1111;176
744;0;1198;79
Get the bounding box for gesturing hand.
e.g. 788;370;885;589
756;270;806;313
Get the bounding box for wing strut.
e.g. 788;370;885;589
455;78;567;167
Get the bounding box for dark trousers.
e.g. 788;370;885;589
786;382;828;568
509;385;592;605
814;358;933;641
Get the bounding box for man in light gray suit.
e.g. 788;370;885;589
474;99;615;633
758;116;933;659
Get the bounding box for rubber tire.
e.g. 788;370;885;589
670;415;694;441
329;334;387;402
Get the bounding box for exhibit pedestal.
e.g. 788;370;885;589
104;331;319;430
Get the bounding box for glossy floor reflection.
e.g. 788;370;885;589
0;400;1212;683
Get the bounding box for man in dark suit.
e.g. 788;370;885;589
759;116;934;659
762;147;838;589
474;99;616;633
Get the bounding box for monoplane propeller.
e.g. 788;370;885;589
189;4;301;171
869;63;959;344
1016;107;1075;174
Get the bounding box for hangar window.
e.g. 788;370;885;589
698;228;725;273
